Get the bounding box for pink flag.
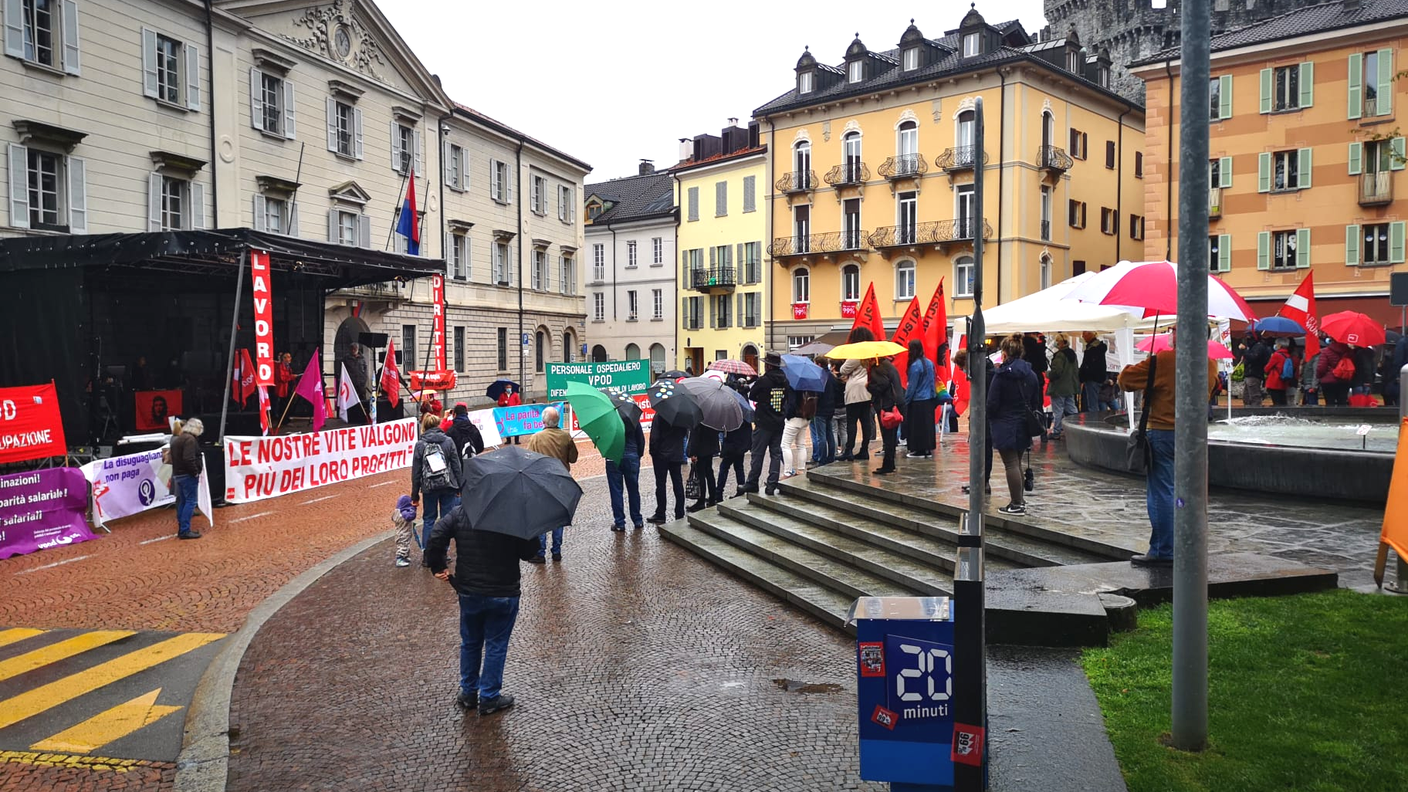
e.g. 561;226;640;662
293;351;327;432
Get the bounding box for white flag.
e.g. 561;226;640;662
197;468;214;529
337;363;359;422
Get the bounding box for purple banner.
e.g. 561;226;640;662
0;467;95;559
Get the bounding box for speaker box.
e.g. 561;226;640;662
359;332;389;348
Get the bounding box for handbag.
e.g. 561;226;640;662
685;464;701;500
1015;379;1047;439
1126;353;1158;475
879;405;904;429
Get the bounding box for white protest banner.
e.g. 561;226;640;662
82;449;174;527
223;418;418;503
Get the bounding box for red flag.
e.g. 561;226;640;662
381;338;402;407
921;278;948;369
257;385;270;436
293;350;327;432
851;283;886;342
890;297;925;387
1277;272;1319;358
234;349;256;407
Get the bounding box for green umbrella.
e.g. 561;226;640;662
565;381;624;462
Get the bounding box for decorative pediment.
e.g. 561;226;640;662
282;0;390;85
895;109;919;129
447;218;474;233
256;174;301;194
13;120;86;151
329;180;371;205
792;128;811;145
150;150;206;173
492;229;517;242
841;119;862;137
956;96;976;115
251;48;297;75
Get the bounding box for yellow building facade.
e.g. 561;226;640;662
1131;2;1407;324
754;10;1145;349
672;134;770;373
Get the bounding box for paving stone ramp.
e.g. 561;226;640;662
661;468;1339;647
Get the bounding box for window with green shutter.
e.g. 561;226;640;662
1348;142;1363;175
1391;221;1406;264
1297;147;1312;188
1348;53;1363;119
1375;48;1393;116
1299;62;1314;108
1219;75;1233;119
1346;224;1361;266
1257;231;1271;270
1257;152;1272;192
1392;137;1406;171
1219;156;1232;188
1295;228;1310;268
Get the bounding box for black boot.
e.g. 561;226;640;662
686;500;708;513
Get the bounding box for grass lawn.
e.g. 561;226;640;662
1082;589;1408;792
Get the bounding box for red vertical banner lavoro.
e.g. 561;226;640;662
430;274;447;371
251;250;275;386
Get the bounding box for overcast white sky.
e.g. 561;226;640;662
380;1;1048;182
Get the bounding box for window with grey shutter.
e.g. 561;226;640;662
7;144;29;229
67;156;86;233
687;186;699;221
186;42;200;110
743;175;756;213
715;181;727;216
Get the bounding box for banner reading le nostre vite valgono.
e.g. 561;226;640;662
224;418;418;503
545;361;651;399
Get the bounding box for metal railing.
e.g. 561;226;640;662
331;281;407;300
824;162;870;187
935;145;987;172
878;154;928;179
1208;187;1222;218
768;232;846;257
689;266;737;291
841;229;866;250
1359;171;1393;206
775;170;816;193
1037;145;1074;171
868;218;992;248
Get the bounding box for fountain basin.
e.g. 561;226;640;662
1063;407;1395;505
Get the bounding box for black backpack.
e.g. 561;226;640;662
420;438;455;492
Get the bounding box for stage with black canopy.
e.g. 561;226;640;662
0;228;443;446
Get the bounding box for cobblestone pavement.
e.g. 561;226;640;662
227;474;887;792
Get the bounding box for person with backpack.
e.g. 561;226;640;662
742;353;789;495
1264;340;1295;406
781;383;817;478
1316;339;1354;406
903;339;938;459
447;403;485;461
411;413;463;564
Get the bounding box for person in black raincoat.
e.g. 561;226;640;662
988;333;1041;516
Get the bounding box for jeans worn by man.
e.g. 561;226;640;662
425;507;540;717
1049;395;1078;436
1081;381;1104;413
1144;429;1175;560
606;453;643;531
745;426;783;492
173;474;199;537
1242;376;1265;407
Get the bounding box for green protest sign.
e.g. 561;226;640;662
545;361;651;399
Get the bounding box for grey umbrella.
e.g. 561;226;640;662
457;445;583;540
677;377;745;431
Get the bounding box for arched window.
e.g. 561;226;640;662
649;343;666;373
842;131;862;181
625;343;641;360
591;344;607;362
841;264;861;302
1040;255;1053;290
563;330;575;363
793;140;811;189
534;329;547;373
954;256;975;298
793;267;810;304
741;344;759;372
1041;110;1054;151
897;120;919;173
895;259;916;301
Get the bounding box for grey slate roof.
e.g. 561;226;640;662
583;171;675;225
754;19;1136;117
1137;0;1408;63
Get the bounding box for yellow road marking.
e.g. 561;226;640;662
29;688;181;754
0;629;45;649
0;632;222;731
0;749;144;771
0;631;134;683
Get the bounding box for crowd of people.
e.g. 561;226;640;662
1232;332;1405;407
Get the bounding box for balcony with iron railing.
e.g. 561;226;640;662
824;162;870;187
775;170;817;194
868;218;992;249
1359;171;1393;206
1037;145;1073;173
689;266;737;292
1209;187;1222;219
768;232;848;258
330;280;409;301
878;154;929;180
935;145;988;173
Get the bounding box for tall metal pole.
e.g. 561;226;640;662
217;249;250;443
954;94;988;791
1173;0;1212;752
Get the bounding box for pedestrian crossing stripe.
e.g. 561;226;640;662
0;749;160;772
0;629;224;754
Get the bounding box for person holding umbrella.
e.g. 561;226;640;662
686;420;720;512
496;383;523;444
646;416;688;524
717;377;753;499
866;354;904;475
742;352;789;496
838;328;876;461
425;446;583;717
524;407;578;562
607;410;646;532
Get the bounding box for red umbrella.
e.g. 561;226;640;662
1319;311;1386;347
1136;333;1234;360
1065;260;1257;321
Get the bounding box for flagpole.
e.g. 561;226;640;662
384;168;411;252
217;249;250;443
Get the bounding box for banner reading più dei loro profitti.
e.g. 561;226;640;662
223;418;418;503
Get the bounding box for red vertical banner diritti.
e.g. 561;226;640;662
430;274;447;371
250;250;275;386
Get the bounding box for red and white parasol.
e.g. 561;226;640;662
1064;260;1257;322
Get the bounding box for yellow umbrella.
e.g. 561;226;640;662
826;340;906;360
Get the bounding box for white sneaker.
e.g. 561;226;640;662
395;557;411;567
906;451;926;458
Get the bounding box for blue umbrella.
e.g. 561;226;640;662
728;387;756;422
780;354;826;392
1251;316;1305;337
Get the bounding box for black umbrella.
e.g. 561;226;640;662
457;446;583;540
678;377;745;431
603;389;643;429
658;370;688;382
647;379;703;429
485;379;521;400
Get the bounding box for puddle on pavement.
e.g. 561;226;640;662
772;678;843;694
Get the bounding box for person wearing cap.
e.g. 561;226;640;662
525;407;578;561
742;352;789;496
447;403;484;460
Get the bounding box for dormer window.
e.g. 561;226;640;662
963;32;980;57
1068;51;1081;72
847;60;863;83
903;47;919;71
1097;64;1111;88
799;71;814;94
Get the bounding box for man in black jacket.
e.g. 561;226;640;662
1242;333;1271;407
446;403;485;460
743;352;789;496
646;416;688;524
425;508;540;717
1079;332;1110;412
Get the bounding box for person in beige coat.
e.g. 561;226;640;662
838;327;876;461
525;406;578;562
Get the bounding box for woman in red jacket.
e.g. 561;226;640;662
497;386;522;444
1263;341;1294;406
